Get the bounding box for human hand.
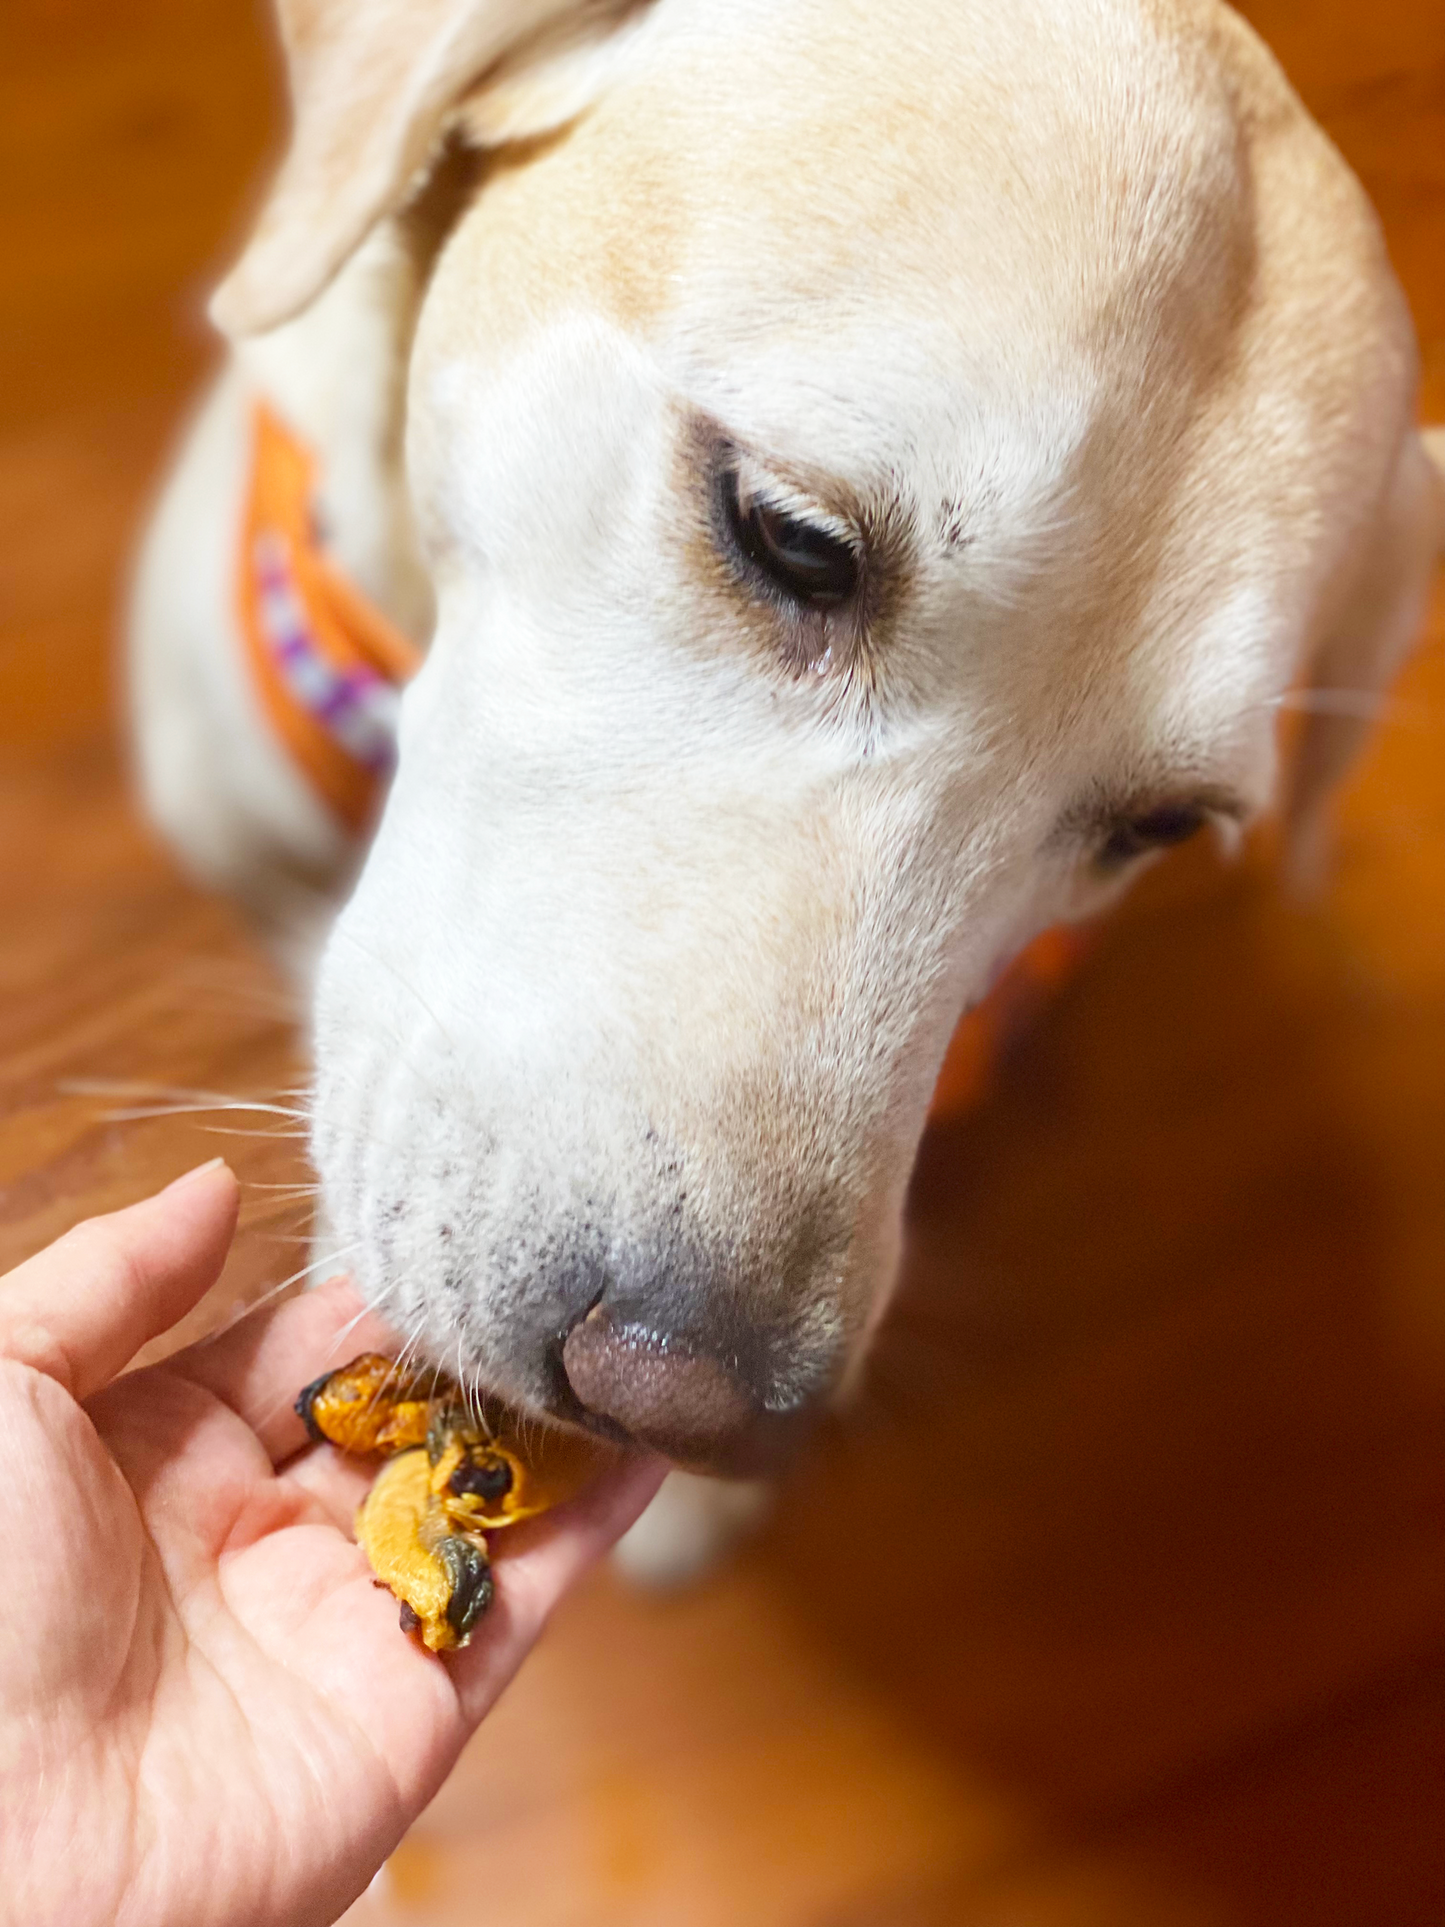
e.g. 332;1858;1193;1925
0;1162;663;1927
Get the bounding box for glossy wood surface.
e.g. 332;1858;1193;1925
1;4;1441;1922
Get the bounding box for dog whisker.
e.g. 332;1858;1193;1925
253;1245;364;1316
95;1105;309;1125
252;1226;331;1250
162;956;306;1025
249;1285;393;1441
186;1241;366;1356
1264;687;1422;723
327;923;465;1059
59;1078;313;1122
248;1266;417;1442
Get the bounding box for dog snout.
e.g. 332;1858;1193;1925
555;1299;828;1478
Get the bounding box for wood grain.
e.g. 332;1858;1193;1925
1;4;1440;1923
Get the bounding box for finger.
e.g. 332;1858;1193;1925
165;1271;401;1463
289;1452;667;1802
281;1439;378;1530
203;1450;665;1848
0;1161;239;1402
447;1453;667;1725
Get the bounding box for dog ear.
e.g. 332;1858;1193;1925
1280;429;1443;890
211;0;645;338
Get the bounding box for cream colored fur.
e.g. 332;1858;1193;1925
131;0;1444;1581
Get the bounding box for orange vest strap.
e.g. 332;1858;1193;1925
236;401;423;833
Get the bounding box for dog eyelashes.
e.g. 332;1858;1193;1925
1095;803;1206;871
720;467;860;615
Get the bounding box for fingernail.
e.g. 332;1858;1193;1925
163;1157;231;1193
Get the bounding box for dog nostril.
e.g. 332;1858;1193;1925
560;1303;776;1473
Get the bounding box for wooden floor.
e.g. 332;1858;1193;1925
2;5;1442;1923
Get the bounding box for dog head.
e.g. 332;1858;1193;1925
219;0;1433;1472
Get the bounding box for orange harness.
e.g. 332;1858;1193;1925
236;400;1085;1118
237;402;423;833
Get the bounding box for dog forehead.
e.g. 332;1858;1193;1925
669;1;1244;296
434;0;1250;366
412;0;1393;801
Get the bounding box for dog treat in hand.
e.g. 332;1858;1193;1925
295;1352;436;1456
354;1448;494;1651
296;1353;610;1651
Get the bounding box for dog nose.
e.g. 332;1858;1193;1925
559;1304;811;1476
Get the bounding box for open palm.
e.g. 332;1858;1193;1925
0;1163;660;1927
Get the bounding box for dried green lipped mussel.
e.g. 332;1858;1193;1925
296;1353;607;1651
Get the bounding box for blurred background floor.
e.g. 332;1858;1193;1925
1;3;1442;1923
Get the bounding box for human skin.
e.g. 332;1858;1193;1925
0;1161;663;1927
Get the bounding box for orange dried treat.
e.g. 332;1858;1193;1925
297;1354;615;1649
295;1353;437;1455
425;1401;608;1530
354;1449;493;1652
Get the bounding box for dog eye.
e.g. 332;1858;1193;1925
722;470;859;610
1097;804;1205;870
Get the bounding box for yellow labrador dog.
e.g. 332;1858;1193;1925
132;0;1443;1578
